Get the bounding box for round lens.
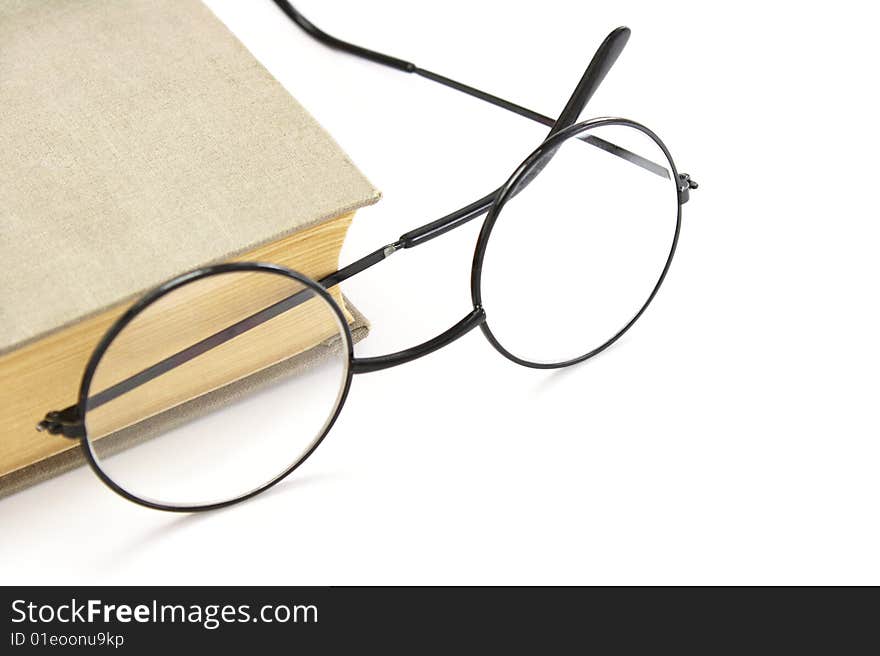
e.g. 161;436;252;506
82;266;351;509
475;121;680;366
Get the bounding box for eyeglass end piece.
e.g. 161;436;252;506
677;173;699;204
36;406;84;438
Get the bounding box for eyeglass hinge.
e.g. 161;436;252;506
36;405;83;439
677;173;699;205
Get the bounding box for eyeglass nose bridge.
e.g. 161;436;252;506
350;307;486;375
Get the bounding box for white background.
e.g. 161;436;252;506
2;0;878;585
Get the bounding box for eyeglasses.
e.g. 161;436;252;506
38;2;698;511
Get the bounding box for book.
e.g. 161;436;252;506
0;0;380;497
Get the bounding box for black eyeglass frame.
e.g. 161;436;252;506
78;264;356;512
37;3;697;511
472;118;683;369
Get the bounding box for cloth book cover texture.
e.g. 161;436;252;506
0;0;379;354
0;0;379;496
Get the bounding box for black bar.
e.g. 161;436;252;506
1;586;875;652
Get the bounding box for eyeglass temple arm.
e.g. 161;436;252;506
394;25;636;249
271;0;415;72
269;2;668;177
35;291;485;437
548;27;629;135
271;0;615;130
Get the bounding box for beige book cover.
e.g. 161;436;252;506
0;0;380;495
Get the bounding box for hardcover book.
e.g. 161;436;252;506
0;0;380;496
